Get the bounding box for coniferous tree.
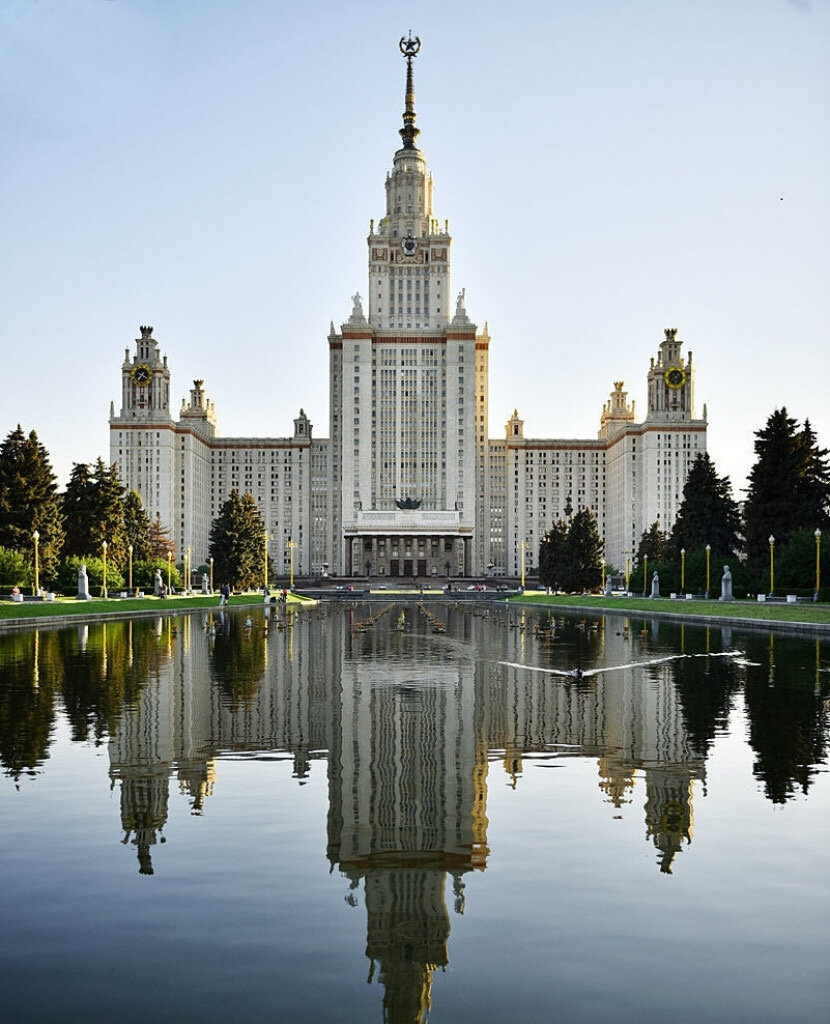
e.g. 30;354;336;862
0;425;64;582
123;490;151;562
209;490;266;590
668;452;742;560
538;520;569;590
62;458;127;562
744;409;830;582
538;511;603;592
567;508;604;592
636;522;670;564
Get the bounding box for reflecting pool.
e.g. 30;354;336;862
1;603;828;1024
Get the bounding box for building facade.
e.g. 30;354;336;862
110;37;706;578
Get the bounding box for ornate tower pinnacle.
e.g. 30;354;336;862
399;33;421;150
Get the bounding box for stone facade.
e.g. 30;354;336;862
110;42;706;577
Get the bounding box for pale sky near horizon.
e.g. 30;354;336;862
2;0;828;502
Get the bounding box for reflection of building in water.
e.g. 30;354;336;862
495;620;705;873
327;623;489;1022
109;611;339;872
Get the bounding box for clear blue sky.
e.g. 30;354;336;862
3;0;828;500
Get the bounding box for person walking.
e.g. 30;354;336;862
219;582;231;607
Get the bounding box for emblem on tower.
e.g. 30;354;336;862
398;33;421;150
399;33;421;59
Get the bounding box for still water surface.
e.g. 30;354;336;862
0;603;828;1024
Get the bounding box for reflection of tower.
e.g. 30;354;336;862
643;766;695;874
118;770;170;875
364;868;450;1024
327;616;489;1021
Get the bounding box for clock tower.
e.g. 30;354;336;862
116;325;172;422
110;325;176;544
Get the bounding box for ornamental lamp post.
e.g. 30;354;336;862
167;550;172;593
33;529;40;596
186;546;192;594
601;561;606;593
624;551;630;592
769;535;775;597
287;538;296;588
814;528;822;598
102;540;108;599
263;533;269;590
705;544;711;599
128;544;133;593
210;556;214;592
643;554;648;597
520;540;526;591
680;548;685;592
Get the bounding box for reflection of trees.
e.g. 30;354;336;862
0;630;61;780
209;615;267;707
742;635;829;803
671;633;741;756
59;622;156;743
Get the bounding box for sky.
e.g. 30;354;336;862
2;0;828;499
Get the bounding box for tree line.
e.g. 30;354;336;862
0;425;269;594
538;408;829;598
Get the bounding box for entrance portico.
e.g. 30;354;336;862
344;510;472;577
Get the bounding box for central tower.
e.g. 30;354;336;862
327;36;491;578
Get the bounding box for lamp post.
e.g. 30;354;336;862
128;544;133;594
769;535;775;597
33;529;40;596
815;529;822;601
210;556;214;592
680;548;685;592
643;554;648;597
167;550;172;593
263;533;269;590
520;540;526;591
705;544;711;599
287;538;295;588
185;546;192;594
102;540;108;599
624;551;630;592
601;561;606;593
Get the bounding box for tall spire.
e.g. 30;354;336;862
398;33;421;150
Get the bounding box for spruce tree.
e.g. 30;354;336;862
538;520;569;590
669;452;741;559
566;508;604;592
62;458;127;562
123;490;151;562
636;522;669;564
209;490;266;590
744;409;830;581
0;425;65;582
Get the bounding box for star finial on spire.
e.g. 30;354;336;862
398;33;421;150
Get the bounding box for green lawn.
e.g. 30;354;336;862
0;593;258;621
508;592;830;626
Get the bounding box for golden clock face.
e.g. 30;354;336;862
664;367;686;389
132;364;152;386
